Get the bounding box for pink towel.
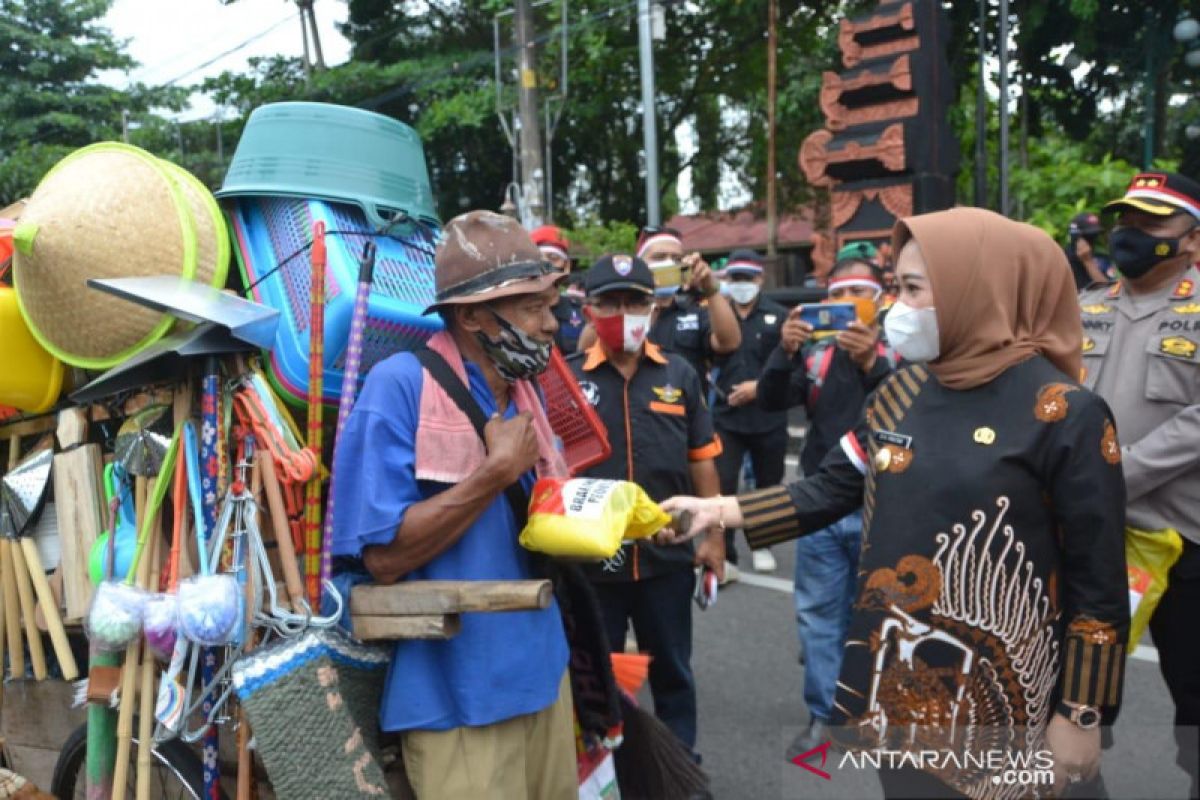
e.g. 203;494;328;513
414;331;569;484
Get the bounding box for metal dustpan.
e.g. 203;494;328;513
71;323;252;404
113;404;172;478
0;444;53;538
88;275;279;350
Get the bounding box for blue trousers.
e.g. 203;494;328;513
592;568;697;752
794;510;862;722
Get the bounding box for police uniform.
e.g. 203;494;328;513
1080;170;1200;796
568;255;723;756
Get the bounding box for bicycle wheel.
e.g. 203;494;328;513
51;721;219;800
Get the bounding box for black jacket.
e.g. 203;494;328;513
757;338;892;474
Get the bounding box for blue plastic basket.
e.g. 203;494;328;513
229;196;443;406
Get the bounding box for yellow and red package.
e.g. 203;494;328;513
520;477;671;559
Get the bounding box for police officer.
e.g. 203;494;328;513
568;254;725;763
1080;171;1200;798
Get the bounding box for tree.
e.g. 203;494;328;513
0;0;186;202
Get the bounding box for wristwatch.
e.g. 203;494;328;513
1056;701;1101;730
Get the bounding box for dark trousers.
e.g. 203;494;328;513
591;568;697;752
1149;537;1200;798
715;423;788;563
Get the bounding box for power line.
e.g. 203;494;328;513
158;14;296;87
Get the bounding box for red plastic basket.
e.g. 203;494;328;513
538;348;611;475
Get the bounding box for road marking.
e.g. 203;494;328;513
734;571;1161;663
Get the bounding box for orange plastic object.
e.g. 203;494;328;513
0;287;64;412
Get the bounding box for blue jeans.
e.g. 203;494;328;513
794;510;862;722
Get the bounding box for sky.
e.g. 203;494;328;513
98;0;751;212
101;0;352;121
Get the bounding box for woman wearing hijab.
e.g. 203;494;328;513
661;208;1130;799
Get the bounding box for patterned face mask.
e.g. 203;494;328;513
475;306;553;382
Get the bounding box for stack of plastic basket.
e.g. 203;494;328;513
218;102;443;406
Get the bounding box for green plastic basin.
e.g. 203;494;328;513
217;102;440;230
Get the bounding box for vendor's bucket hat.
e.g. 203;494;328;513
425;210;559;313
11;143;229;369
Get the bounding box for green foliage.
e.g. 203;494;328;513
1008;133;1175;240
564;220;639;267
0;0;186;202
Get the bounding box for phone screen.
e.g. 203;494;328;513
796;303;857;331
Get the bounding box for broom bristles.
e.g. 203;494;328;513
614;692;708;800
610;652;651;695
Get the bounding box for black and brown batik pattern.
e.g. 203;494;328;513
740;358;1129;800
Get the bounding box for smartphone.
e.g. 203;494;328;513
795;302;857;332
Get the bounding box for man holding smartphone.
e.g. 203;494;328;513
756;254;894;757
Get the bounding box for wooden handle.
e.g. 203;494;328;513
258;453;306;611
1;543;22;679
10;542;48;680
4;436;23;679
136;520;161;800
351;613;462;641
116;476;151;799
19;539;78;680
111;638;141;797
350;580;554;616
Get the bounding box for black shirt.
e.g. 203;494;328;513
568;341;722;582
758;338;893;474
740;358;1128;796
552;294;586;354
712;297;790;434
649;294;714;389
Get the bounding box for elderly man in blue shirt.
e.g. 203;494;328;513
331;211;575;799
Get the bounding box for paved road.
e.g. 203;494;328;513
685;536;1193;799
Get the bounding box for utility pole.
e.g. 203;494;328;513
637;0;661;226
766;0;779;275
998;0;1010;216
515;0;546;226
973;0;987;208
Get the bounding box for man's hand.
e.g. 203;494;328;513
694;531;726;581
781;307;813;355
483;412;539;485
1074;236;1094;261
728;380;758;407
683;252;717;296
1045;711;1102;795
836;321;880;372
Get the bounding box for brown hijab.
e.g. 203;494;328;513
893;207;1081;390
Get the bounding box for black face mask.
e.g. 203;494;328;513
1109;225;1184;280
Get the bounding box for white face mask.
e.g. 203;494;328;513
884;301;940;362
727;282;760;305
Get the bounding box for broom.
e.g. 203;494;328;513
613;688;709;800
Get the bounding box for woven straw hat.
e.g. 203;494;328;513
11;143;227;369
161;159;230;293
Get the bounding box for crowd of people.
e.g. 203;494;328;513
328;170;1200;800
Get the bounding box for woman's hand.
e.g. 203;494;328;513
658;495;744;544
1044;711;1101;795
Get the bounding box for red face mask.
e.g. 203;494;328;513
587;308;652;353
